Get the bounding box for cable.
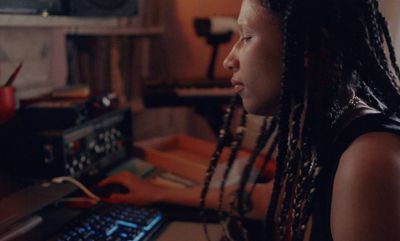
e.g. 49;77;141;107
58;197;99;204
52;176;100;202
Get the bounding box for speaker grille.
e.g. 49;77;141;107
0;0;64;14
87;0;128;10
70;0;138;17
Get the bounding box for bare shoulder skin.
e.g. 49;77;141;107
331;132;400;241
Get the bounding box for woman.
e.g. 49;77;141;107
100;0;400;240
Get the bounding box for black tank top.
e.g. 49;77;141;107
310;112;400;241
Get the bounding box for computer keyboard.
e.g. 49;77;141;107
51;203;163;241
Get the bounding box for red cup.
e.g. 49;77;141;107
0;86;16;124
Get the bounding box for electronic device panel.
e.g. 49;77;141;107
1;109;132;179
68;0;139;17
36;109;132;178
0;0;64;15
0;0;139;17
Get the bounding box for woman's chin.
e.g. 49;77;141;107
243;100;278;116
243;102;265;116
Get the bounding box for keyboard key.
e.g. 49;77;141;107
50;204;163;241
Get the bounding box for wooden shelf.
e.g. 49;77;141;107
0;14;163;36
64;25;164;36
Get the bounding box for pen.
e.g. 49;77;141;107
4;62;23;87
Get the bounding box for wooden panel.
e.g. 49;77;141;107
0;14;164;36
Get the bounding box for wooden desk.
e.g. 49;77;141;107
157;222;222;241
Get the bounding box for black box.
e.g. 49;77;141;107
0;109;132;179
68;0;139;17
0;0;65;15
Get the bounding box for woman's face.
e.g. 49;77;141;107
224;0;283;116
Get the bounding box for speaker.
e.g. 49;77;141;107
68;0;139;17
0;0;64;15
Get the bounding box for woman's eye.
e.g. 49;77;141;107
241;36;252;43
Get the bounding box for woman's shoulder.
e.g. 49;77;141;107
330;127;400;241
333;112;400;201
330;110;400;156
338;130;400;180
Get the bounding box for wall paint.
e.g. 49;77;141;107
381;0;400;60
160;0;241;82
162;0;400;82
3;0;399;97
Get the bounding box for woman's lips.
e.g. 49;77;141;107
233;85;244;94
231;79;244;94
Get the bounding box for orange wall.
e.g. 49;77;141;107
161;0;241;82
159;0;400;83
381;1;400;60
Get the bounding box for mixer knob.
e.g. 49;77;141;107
94;145;103;154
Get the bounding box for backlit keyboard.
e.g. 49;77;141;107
51;204;163;241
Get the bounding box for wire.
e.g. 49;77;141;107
58;197;99;204
52;176;100;202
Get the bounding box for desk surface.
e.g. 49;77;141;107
157;222;223;241
3;158;221;241
12;205;223;241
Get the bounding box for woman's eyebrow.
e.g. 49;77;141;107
235;23;250;35
237;23;258;34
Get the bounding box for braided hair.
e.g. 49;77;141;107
262;0;400;240
201;0;400;240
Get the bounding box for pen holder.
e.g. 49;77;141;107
0;86;16;124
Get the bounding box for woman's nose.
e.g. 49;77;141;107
223;50;239;72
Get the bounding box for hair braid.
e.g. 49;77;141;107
375;10;400;80
264;0;301;239
350;13;399;114
358;30;400;114
217;109;248;240
215;1;400;241
370;0;400;80
292;82;324;241
237;117;278;217
200;95;239;241
218;109;248;218
250;127;279;193
361;0;400;105
226;117;275;241
277;103;305;240
364;0;390;72
356;79;385;111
